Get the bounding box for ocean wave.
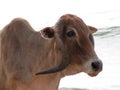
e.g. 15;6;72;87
94;26;120;38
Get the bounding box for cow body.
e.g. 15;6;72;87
0;14;102;90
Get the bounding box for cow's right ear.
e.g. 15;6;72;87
40;27;54;39
88;26;97;34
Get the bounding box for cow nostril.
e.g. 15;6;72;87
91;61;102;71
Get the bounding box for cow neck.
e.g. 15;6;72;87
35;33;70;75
27;32;61;90
29;31;56;73
28;73;61;90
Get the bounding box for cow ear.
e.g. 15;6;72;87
88;26;97;34
40;27;54;39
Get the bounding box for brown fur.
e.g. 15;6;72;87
0;14;102;90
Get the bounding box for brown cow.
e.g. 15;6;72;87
0;14;102;90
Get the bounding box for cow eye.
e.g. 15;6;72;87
66;29;76;37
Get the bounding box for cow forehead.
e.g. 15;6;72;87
56;14;90;36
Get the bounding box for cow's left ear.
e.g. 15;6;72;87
88;26;97;34
40;27;54;39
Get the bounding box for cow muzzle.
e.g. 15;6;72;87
91;60;102;72
83;59;103;77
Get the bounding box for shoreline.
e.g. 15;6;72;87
59;88;88;90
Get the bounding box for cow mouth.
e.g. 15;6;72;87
86;67;102;77
87;71;101;77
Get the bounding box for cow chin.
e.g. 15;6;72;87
87;70;101;77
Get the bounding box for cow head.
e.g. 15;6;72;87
36;14;102;77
